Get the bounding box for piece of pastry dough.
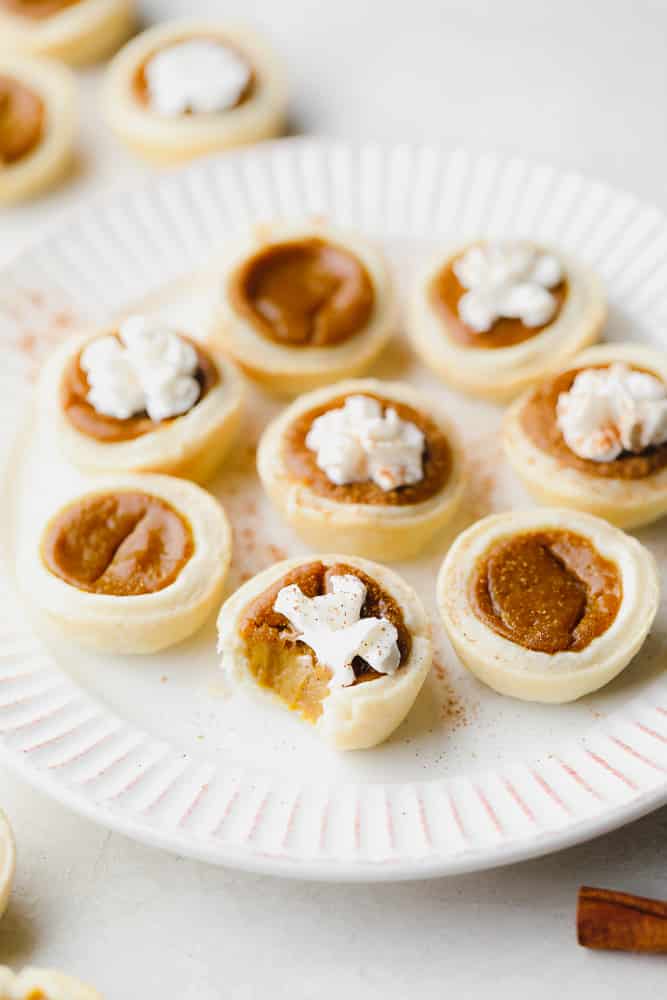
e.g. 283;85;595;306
504;343;667;529
103;18;287;163
0;54;75;205
257;378;466;560
17;474;232;654
210;221;398;396
437;508;659;703
0;0;133;65
217;555;432;750
407;240;605;402
0;810;15;920
0;966;102;1000
0;0;132;66
38;326;244;484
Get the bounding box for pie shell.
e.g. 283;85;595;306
17;474;232;654
0;810;15;920
209;221;399;396
407;241;606;402
0;966;102;1000
257;378;467;561
0;54;76;206
38;329;245;484
0;0;133;65
103;19;287;164
503;342;667;529
437;507;659;703
217;554;432;750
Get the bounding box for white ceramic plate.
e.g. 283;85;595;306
2;139;667;882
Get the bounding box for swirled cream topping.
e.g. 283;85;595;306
453;242;563;333
305;395;425;491
145;40;250;116
274;574;401;688
80;315;201;422
556;363;667;461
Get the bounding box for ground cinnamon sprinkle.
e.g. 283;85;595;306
8;292;79;380
429;652;472;732
464;431;499;520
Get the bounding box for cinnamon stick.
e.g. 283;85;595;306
578;886;667;953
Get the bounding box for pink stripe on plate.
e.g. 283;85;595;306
610;736;667;775
416;793;432;848
586;749;639;790
531;769;572;815
211;786;240;838
554;757;604;801
178;782;209;828
635;721;667;745
281;793;301;850
475;785;504;835
503;779;537;824
447;790;467;840
48;727;120;770
246;792;269;842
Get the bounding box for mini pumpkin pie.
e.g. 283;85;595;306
211;221;398;395
437;508;658;703
258;378;466;560
0;54;75;205
408;240;606;402
504;343;667;529
0;966;102;1000
0;0;132;65
217;555;432;750
0;810;15;920
18;474;232;654
103;18;287;164
39;314;244;484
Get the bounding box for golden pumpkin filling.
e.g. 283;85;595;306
41;490;194;597
471;529;622;654
230;237;375;348
0;73;44;165
1;0;81;18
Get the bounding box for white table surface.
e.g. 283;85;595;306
2;1;667;995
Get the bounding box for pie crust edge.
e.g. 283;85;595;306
257;377;467;561
38;330;245;484
407;242;606;402
436;507;659;703
503;343;667;529
210;221;399;395
17;473;232;654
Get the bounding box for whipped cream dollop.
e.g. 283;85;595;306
556;363;667;462
80;315;201;422
274;574;401;689
305;395;425;492
145;39;250;116
453;241;563;333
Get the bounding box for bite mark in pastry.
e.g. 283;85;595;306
0;54;75;205
257;378;466;560
210;222;398;395
504;343;667;528
408;240;605;402
18;474;232;654
39;315;244;483
437;508;658;703
0;0;134;66
103;18;287;163
217;555;432;749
